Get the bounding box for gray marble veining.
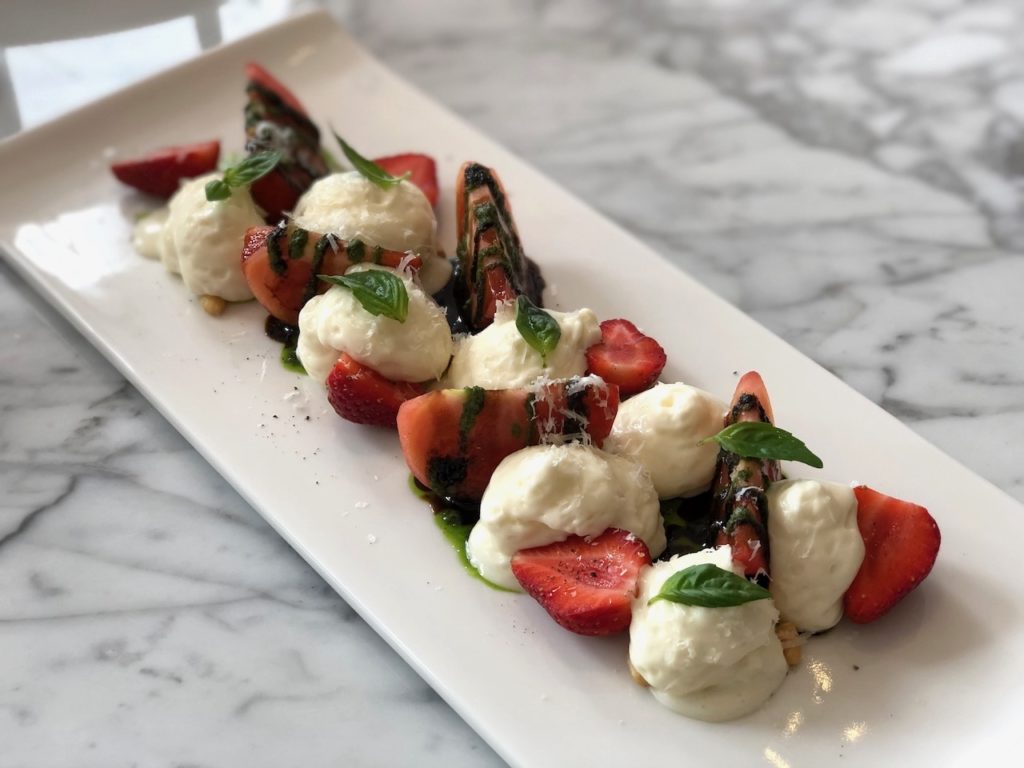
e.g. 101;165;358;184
2;0;1023;765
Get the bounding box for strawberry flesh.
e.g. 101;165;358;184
325;354;425;429
373;153;439;208
511;529;651;636
110;140;220;199
585;319;666;398
844;486;940;624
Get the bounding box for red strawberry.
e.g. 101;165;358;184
844;486;941;624
373;153;439;207
110;140;220;198
585;319;666;397
244;62;308;117
325;354;425;428
511;529;651;636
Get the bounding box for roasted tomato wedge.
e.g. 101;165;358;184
241;224;421;325
398;377;619;503
708;371;780;583
454;161;544;332
243;63;327;221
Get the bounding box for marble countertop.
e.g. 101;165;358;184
2;1;1023;765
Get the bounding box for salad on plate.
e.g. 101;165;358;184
109;62;941;723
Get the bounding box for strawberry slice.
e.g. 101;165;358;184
585;319;666;398
110;140;220;198
244;62;308;117
844;486;941;624
325;354;425;428
511;529;651;636
373;153;439;207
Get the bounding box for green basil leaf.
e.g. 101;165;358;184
223;150;282;186
649;563;771;608
204;179;233;202
701;420;823;468
205;151;281;201
318;270;409;323
515;295;561;363
331;130;409;189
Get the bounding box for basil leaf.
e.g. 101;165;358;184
204;151;281;201
204;179;232;201
223;150;282;186
331;130;409;189
318;270;409;323
702;420;823;468
649;563;771;608
515;295;561;363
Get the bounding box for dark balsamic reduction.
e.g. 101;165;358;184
264;314;299;346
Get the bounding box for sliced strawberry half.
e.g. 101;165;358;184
844;486;941;624
373;153;439;208
585;318;666;398
511;529;651;636
110;140;220;199
325;354;425;429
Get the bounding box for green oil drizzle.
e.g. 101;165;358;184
408;475;514;592
281;343;306;374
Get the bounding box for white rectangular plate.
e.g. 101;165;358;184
1;11;1020;766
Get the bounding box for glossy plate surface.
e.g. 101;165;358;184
0;11;1018;766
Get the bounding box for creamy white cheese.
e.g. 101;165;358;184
296;264;453;385
131;208;168;260
156;173;261;301
766;479;865;632
603;383;727;499
292;171;452;294
445;303;601;389
467;444;666;590
629;546;788;722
